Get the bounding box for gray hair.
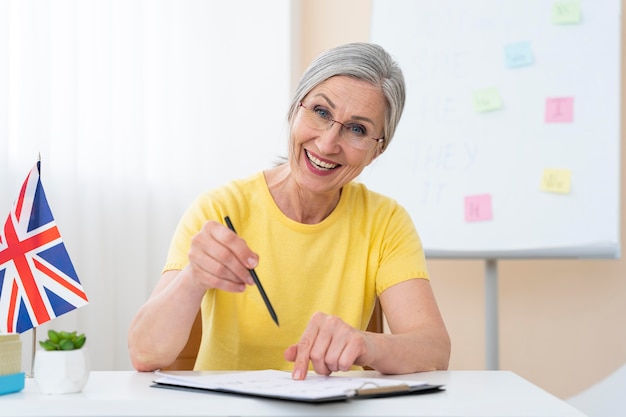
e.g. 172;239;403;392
287;42;406;153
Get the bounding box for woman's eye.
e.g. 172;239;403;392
314;107;331;120
349;124;366;136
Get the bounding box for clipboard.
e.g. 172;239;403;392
152;370;444;403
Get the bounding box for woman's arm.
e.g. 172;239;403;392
127;268;205;372
128;220;259;371
368;278;451;374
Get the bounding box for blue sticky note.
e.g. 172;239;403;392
504;42;534;68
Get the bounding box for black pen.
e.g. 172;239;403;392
224;216;279;327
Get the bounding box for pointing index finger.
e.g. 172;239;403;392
292;327;318;380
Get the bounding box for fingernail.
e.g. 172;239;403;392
247;257;258;268
293;370;302;380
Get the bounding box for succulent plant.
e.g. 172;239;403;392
39;330;86;351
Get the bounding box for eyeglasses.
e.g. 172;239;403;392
298;102;384;151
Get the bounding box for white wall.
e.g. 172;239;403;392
568;364;626;417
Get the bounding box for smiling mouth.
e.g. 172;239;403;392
305;150;340;171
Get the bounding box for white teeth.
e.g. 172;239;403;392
305;150;338;171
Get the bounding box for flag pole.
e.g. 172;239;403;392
30;151;40;378
28;327;36;378
27;152;41;378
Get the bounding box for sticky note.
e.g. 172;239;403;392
473;88;503;113
504;42;534;68
545;97;574;123
552;1;582;24
465;194;493;222
540;168;572;194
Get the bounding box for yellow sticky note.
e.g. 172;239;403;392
541;168;572;194
473;87;503;113
552;1;581;24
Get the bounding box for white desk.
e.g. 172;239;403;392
1;370;586;417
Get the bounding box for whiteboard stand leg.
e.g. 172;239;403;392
485;259;499;370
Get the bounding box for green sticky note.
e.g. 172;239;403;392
473;87;503;113
552;1;581;24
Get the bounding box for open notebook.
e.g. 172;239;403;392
152;370;444;403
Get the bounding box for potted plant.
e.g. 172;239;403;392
34;330;90;394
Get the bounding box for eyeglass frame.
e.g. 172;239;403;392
298;102;385;149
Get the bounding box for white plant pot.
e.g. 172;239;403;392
34;348;90;394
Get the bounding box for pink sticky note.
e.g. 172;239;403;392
465;194;493;222
545;97;574;123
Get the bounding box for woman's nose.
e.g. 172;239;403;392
316;122;344;153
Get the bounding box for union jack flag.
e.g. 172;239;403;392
0;161;88;334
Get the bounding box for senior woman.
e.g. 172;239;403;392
128;42;450;380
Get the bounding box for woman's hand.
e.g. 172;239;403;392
185;220;258;293
283;312;375;380
283;280;451;379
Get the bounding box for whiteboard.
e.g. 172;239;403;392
361;0;621;259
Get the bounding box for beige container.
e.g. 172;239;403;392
0;335;22;375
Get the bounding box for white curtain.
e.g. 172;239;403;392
0;0;291;371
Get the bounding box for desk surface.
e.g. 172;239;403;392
1;370;586;417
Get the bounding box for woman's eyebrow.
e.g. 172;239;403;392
311;93;336;109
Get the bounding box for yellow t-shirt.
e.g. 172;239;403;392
163;172;429;370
